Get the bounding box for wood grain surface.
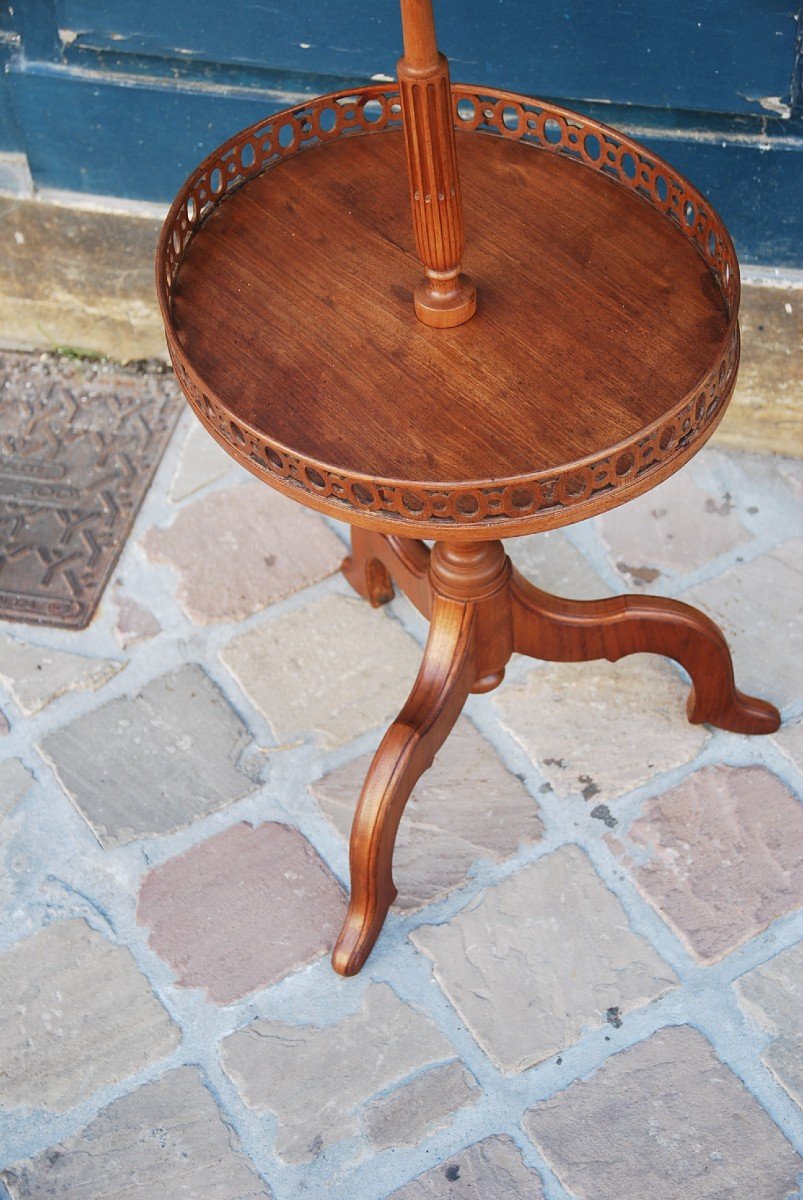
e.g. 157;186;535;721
172;130;728;485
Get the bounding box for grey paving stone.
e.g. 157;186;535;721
493;655;707;803
220;593;422;748
138;821;346;1002
38;663;257;847
508;529;611;599
387;1135;545;1198
363;1061;480;1152
597;468;749;586
608;765;803;962
169;418;236;501
0;919;179;1112
523;1025;802;1200
736;942;803;1107
773;717;803;773
0;633;122;715
311;717;543;911
2;1066;269;1199
686;538;802;708
411;846;676;1072
0;758;34;819
220;983;458;1163
141;482;343;624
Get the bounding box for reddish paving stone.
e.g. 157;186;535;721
311;717;543;911
609;765;803;962
141;482;343;624
112;584;160;649
388;1135;545;1198
137;821;346;1002
524;1025;801;1200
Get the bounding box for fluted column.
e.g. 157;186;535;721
397;0;476;328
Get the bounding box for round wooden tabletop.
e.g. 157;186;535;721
159;86;740;541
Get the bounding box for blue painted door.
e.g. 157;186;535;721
1;0;801;263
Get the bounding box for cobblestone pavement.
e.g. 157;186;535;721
0;406;801;1199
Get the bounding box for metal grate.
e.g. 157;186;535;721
0;351;181;629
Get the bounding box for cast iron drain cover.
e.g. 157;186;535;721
0;351;181;629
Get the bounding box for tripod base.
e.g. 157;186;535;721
332;530;780;976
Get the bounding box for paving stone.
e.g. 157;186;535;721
169;418;235;501
507;529;611;599
387;1135;545;1199
220;982;458;1163
736;942;803;1107
311;717;543;911
596;468;749;587
0;757;34;819
0;919;179;1112
523;1024;802;1200
0;633;122;715
138;821;346;1002
686;538;802;708
493;655;707;803
411;845;676;1072
38;664;256;847
363;1061;480;1152
608;765;803;962
220;593;423;748
773;718;803;774
141;482;343;624
112;584;160;649
1;1066;269;1199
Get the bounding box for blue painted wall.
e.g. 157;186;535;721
1;0;801;264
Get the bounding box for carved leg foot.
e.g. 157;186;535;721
342;528;432;615
332;594;476;975
341;527;395;607
510;570;780;735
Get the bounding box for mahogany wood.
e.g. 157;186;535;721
397;0;476;326
332;532;781;974
342;528;432;616
332;590;476;976
155;21;780;984
160;84;740;540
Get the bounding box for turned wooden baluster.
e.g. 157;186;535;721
398;0;477;327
